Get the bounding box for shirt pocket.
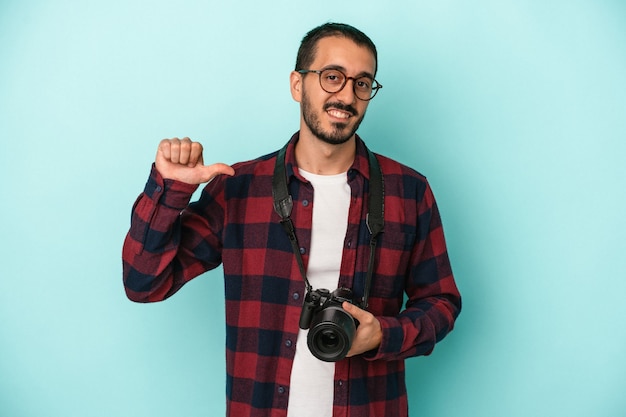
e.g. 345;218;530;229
370;227;417;299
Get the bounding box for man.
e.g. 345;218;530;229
123;22;461;417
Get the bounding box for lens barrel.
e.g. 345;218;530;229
307;305;356;362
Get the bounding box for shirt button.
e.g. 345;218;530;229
292;292;300;300
338;380;344;387
285;339;293;347
302;199;309;207
278;386;285;394
299;247;306;254
155;186;162;192
346;240;352;248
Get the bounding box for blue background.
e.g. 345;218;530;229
1;1;625;416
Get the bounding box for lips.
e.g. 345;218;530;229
324;102;357;120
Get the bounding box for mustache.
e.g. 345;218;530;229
323;102;358;117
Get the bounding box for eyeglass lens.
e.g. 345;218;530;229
319;69;379;100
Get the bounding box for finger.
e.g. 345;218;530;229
178;137;193;165
169;138;181;164
187;141;204;167
158;139;172;161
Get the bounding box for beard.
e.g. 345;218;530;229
301;89;366;145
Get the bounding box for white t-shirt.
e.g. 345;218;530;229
287;169;351;417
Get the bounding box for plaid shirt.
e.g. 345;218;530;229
123;132;461;417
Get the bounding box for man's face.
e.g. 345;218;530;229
293;36;377;145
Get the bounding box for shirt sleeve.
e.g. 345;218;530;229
367;181;462;361
121;165;223;302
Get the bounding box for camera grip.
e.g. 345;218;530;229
298;291;321;329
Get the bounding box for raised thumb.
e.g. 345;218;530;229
199;163;235;183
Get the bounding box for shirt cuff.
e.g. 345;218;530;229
361;316;409;361
145;164;199;210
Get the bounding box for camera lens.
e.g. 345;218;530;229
307;305;356;362
320;330;339;349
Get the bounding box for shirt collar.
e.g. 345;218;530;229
283;131;372;183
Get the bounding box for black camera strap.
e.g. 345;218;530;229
272;141;384;309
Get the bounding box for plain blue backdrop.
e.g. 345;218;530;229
1;1;625;416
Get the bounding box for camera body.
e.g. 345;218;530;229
299;287;358;362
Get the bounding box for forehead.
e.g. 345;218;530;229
311;36;377;76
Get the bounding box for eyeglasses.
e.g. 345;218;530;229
297;68;383;101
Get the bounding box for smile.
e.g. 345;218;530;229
327;109;352;119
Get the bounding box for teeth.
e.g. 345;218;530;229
328;109;350;119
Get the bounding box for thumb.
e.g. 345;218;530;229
342;301;365;319
197;163;235;183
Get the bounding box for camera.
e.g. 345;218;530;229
298;287;357;362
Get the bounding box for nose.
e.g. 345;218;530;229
333;78;357;104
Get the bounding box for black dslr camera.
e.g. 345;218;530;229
298;287;358;362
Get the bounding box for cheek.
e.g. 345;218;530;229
358;101;370;112
302;88;326;111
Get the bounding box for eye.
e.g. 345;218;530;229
323;70;344;85
355;78;373;92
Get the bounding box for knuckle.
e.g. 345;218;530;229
164;138;180;149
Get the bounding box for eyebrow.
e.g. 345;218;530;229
321;65;375;80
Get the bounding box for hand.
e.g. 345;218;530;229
155;137;235;184
342;302;382;357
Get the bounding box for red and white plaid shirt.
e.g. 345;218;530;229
122;132;461;417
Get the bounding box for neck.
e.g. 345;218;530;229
295;132;356;175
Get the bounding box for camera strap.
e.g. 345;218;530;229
272;140;384;309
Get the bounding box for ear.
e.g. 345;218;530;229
290;71;303;102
